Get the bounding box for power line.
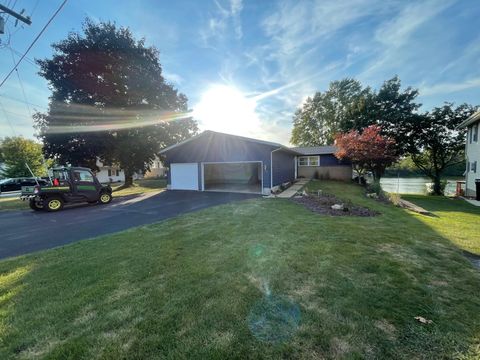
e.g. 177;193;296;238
0;98;17;136
0;93;47;110
0;0;68;90
11;56;31;117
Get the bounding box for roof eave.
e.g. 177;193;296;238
457;111;480;129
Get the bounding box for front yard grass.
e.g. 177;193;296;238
1;180;479;359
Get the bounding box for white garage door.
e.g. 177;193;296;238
170;163;199;190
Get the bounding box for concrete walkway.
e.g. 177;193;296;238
276;179;309;198
463;197;480;207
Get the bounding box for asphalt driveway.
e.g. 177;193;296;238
0;190;259;260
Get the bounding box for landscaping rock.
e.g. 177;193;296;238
292;193;379;217
331;204;344;211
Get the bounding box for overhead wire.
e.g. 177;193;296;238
0;0;68;89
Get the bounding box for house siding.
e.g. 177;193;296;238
465;120;480;197
297;154;352;180
163;132;276;191
271;149;296;187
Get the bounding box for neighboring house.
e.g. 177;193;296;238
144;155;166;178
95;159;125;183
458;111;480;197
159;130;352;195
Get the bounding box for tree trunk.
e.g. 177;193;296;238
432;174;443;195
124;169;134;187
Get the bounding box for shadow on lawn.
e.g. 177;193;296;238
0;189;480;359
403;195;480;215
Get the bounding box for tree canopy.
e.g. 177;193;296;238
406;103;476;195
290;76;421;155
334;125;398;182
35;19;198;185
291;78;365;146
0;137;51;178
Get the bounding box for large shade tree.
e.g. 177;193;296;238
346;76;421;155
35;19;198;186
406;103;477;195
291;78;365;146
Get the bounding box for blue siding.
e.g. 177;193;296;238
272;149;296;187
163;132;277;188
320;154;351;166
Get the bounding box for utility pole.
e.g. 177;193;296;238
0;4;32;34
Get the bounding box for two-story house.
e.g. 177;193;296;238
458;111;480;198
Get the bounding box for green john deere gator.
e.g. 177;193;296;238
20;166;113;212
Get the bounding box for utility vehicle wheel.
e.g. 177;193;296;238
98;192;112;205
45;196;64;212
29;199;43;211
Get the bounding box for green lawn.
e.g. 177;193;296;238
0;179;166;211
1;180;479;359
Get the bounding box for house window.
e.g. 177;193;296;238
474;123;479;142
108;169;112;177
298;156;320;166
472;161;477;173
116;170;120;176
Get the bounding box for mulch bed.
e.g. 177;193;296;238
292;193;379;217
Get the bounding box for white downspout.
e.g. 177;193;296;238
271;147;282;191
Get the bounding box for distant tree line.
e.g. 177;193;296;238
291;77;478;195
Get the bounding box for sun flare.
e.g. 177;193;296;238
193;85;261;136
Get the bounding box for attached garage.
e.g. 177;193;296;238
160;130;300;195
202;162;263;194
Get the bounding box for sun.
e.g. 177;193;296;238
193;85;261;136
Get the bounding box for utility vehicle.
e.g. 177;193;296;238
20;166;113;212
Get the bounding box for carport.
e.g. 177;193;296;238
202;161;262;194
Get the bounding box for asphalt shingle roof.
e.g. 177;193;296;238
290;146;337;155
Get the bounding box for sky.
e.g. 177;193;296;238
1;0;480;145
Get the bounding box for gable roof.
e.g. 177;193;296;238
159;130;302;155
458;111;480;129
290;146;337;155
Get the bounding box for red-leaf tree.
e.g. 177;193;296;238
334;125;398;182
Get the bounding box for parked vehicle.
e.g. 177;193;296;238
20;166;113;212
0;178;48;193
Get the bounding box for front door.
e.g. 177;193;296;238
72;169;101;201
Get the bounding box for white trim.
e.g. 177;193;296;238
201;161;264;194
298;155;320;166
271;147;282;189
458;111;480;129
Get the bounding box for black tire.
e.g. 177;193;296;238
98;192;112;205
29;199;43;211
45;196;64;212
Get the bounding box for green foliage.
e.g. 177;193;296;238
35;19;198;185
0;137;50;178
366;180;383;196
347;76;421;155
408;103;477;195
291;78;365;145
290;76;421;153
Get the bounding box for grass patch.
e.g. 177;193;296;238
402;194;480;255
0;197;28;211
111;178;166;196
0;180;479;358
